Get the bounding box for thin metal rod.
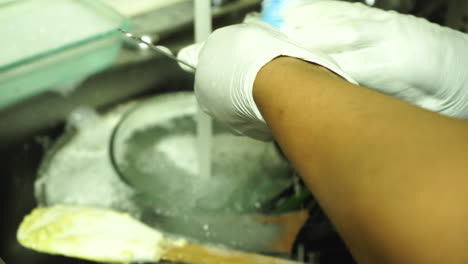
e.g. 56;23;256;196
118;28;196;71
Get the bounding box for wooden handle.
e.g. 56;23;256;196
163;242;304;264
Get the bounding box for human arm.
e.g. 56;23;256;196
254;56;468;264
177;23;468;263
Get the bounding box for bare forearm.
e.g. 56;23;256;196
254;57;468;264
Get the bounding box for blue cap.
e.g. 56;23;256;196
261;0;286;29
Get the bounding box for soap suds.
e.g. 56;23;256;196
37;92;294;252
35;104;141;217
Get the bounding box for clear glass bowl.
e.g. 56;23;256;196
108;92;299;251
109;92;294;216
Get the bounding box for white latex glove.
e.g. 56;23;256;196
273;0;468;119
178;23;357;140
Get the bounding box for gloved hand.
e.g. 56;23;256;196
270;0;468;119
177;23;356;140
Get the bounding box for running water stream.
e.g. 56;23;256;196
195;0;213;179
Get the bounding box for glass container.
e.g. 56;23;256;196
109;92;296;251
0;0;130;108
